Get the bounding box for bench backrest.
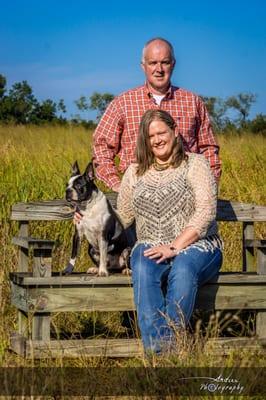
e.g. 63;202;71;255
10;197;266;222
11;197;266;274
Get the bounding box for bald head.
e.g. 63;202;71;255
142;38;175;64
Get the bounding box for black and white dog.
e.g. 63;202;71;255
63;161;131;276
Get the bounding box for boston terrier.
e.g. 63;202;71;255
63;161;131;276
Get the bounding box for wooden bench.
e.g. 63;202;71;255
10;196;266;358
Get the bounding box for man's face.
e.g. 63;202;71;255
141;41;175;94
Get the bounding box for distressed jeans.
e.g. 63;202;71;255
130;243;223;353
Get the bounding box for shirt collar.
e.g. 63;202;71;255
144;82;174;99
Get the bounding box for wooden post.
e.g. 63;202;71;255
242;222;255;272
18;221;29;272
32;313;51;341
18;221;29;339
32;248;52;341
33;248;52;278
256;245;266;339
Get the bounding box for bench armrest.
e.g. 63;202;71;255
12;236;55;250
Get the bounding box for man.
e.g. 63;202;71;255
93;37;221;191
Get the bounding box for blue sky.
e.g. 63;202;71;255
1;0;266;120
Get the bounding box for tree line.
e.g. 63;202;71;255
0;73;265;134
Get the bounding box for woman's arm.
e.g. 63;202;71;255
184;154;217;237
116;164;137;228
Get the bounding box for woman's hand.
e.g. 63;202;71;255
143;244;177;264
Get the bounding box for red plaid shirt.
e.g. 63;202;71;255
93;84;221;189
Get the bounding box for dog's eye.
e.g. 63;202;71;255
75;183;85;191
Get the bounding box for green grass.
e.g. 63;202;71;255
0;124;265;389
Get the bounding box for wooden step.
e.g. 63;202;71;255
10;333;266;359
10;333;143;358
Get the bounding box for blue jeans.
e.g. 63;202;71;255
130;243;223;353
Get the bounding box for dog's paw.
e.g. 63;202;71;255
86;266;99;275
98;269;109;277
121;267;132;276
62;263;74;275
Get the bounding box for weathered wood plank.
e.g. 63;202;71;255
33;249;52;278
243;222;255;272
11;283;28;310
256;246;266;339
32;244;52;341
18;310;28;338
32;314;51;341
10;282;266;313
257;247;266;275
9;272;266;286
24;338;143;358
27;287;136;312
12;236;54;250
10;333;26;357
17;222;29;272
216;200;266;221
205;337;266;355
11;200;74;221
11;198;266;222
9;272;133;286
10;335;266;358
196;285;266;310
256;313;266;339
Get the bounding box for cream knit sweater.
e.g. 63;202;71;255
117;153;222;252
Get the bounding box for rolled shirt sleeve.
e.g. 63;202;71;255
93;99;124;189
196;96;222;182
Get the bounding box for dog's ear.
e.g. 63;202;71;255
71;161;80;176
84;162;95;181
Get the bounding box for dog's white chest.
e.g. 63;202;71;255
77;197;110;248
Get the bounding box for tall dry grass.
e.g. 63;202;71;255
0;124;265;382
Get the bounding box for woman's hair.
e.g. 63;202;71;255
135;109;186;176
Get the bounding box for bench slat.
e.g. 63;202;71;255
12;236;55;250
11;279;266;313
11;198;266;222
9;272;266;286
10;334;266;359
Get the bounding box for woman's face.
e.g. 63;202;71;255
148;119;176;163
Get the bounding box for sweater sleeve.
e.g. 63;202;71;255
185;154;217;237
116;164;137;228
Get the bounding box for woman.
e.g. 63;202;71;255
117;109;223;354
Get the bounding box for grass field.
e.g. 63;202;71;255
0;124;265;397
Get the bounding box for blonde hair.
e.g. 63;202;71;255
136;109;186;176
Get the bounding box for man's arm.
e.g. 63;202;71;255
93;99;124;190
196;96;222;183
